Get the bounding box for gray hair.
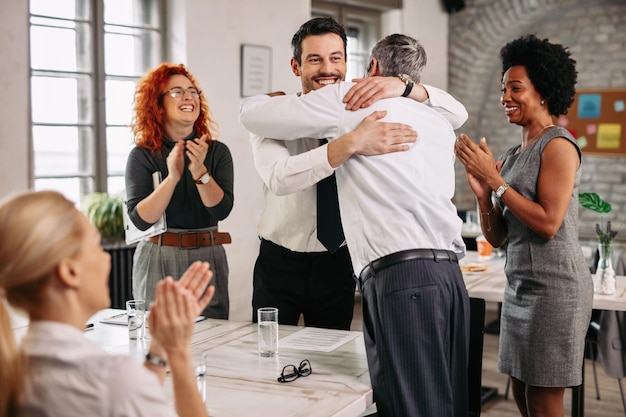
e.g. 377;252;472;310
370;34;427;82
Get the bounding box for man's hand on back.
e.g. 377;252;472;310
327;111;417;167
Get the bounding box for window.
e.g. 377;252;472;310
29;0;164;203
312;2;381;82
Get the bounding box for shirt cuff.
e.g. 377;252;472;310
310;142;335;177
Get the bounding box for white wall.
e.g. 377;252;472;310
0;0;30;199
180;0;311;321
0;0;448;322
401;0;449;89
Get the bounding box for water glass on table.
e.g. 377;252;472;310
126;299;145;340
193;351;208;403
257;307;279;357
465;210;478;228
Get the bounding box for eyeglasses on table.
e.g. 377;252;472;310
277;359;312;383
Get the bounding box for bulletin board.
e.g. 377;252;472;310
558;89;626;156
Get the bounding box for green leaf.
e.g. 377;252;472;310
80;192;125;240
579;192;612;214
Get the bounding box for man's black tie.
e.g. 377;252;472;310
316;139;345;253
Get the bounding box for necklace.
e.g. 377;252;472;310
518;124;555;153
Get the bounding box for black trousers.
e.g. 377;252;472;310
251;239;356;330
360;256;470;417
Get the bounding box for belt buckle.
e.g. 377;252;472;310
179;231;200;249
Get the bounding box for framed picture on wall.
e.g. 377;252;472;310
240;44;271;97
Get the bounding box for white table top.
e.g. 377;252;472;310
461;252;626;311
85;309;372;417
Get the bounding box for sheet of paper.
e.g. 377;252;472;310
279;327;360;353
100;312;206;326
123;171;167;245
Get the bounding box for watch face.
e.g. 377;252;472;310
200;173;210;184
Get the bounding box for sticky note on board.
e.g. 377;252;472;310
597;124;621;149
615;100;625;112
578;94;601;118
577;136;588;149
586;124;597;135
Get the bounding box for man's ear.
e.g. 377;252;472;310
290;57;301;77
55;258;81;289
368;58;381;77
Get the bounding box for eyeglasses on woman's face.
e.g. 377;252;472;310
162;87;201;99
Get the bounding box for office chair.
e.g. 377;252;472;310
596;247;626;415
585;310;603;400
469;297;486;417
595;310;626;416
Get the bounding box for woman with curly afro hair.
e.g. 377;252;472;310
125;63;234;319
455;34;592;417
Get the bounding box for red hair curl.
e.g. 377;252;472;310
131;63;218;153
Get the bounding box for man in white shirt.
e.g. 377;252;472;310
241;31;470;417
245;17;468;334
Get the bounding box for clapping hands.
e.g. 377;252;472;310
148;261;214;351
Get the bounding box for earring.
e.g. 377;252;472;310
541;100;545;106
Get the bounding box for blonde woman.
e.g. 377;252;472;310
0;190;213;417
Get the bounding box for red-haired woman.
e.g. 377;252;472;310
125;63;233;319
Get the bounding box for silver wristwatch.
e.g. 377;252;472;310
145;352;168;367
495;182;510;199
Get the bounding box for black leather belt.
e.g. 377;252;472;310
358;248;458;291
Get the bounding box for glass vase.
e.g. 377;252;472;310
594;243;616;295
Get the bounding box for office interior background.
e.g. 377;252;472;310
1;0;624;322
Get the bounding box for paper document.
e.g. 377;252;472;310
123;171;167;244
279;327;360;353
100;312;206;326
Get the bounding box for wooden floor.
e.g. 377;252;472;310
352;296;626;417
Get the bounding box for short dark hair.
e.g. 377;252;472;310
500;34;577;116
291;17;347;66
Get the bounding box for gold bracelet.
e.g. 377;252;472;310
480;206;495;232
480;206;495;217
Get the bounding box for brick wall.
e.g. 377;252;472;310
448;0;626;244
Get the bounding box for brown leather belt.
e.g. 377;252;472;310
147;231;232;249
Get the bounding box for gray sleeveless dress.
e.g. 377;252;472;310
497;126;593;387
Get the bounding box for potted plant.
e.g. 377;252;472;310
81;192;125;245
579;192;619;294
81;192;136;308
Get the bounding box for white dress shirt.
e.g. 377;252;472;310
241;82;466;274
21;321;176;417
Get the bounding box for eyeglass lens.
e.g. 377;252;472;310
278;359;312;383
167;87;200;98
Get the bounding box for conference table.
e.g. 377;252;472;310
460;251;626;417
10;250;626;417
63;309;372;417
461;251;626;311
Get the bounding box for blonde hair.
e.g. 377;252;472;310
0;191;85;417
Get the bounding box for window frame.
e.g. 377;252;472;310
29;0;167;202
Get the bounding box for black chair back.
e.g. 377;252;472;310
468;297;486;417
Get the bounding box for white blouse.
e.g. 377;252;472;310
21;321;177;417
